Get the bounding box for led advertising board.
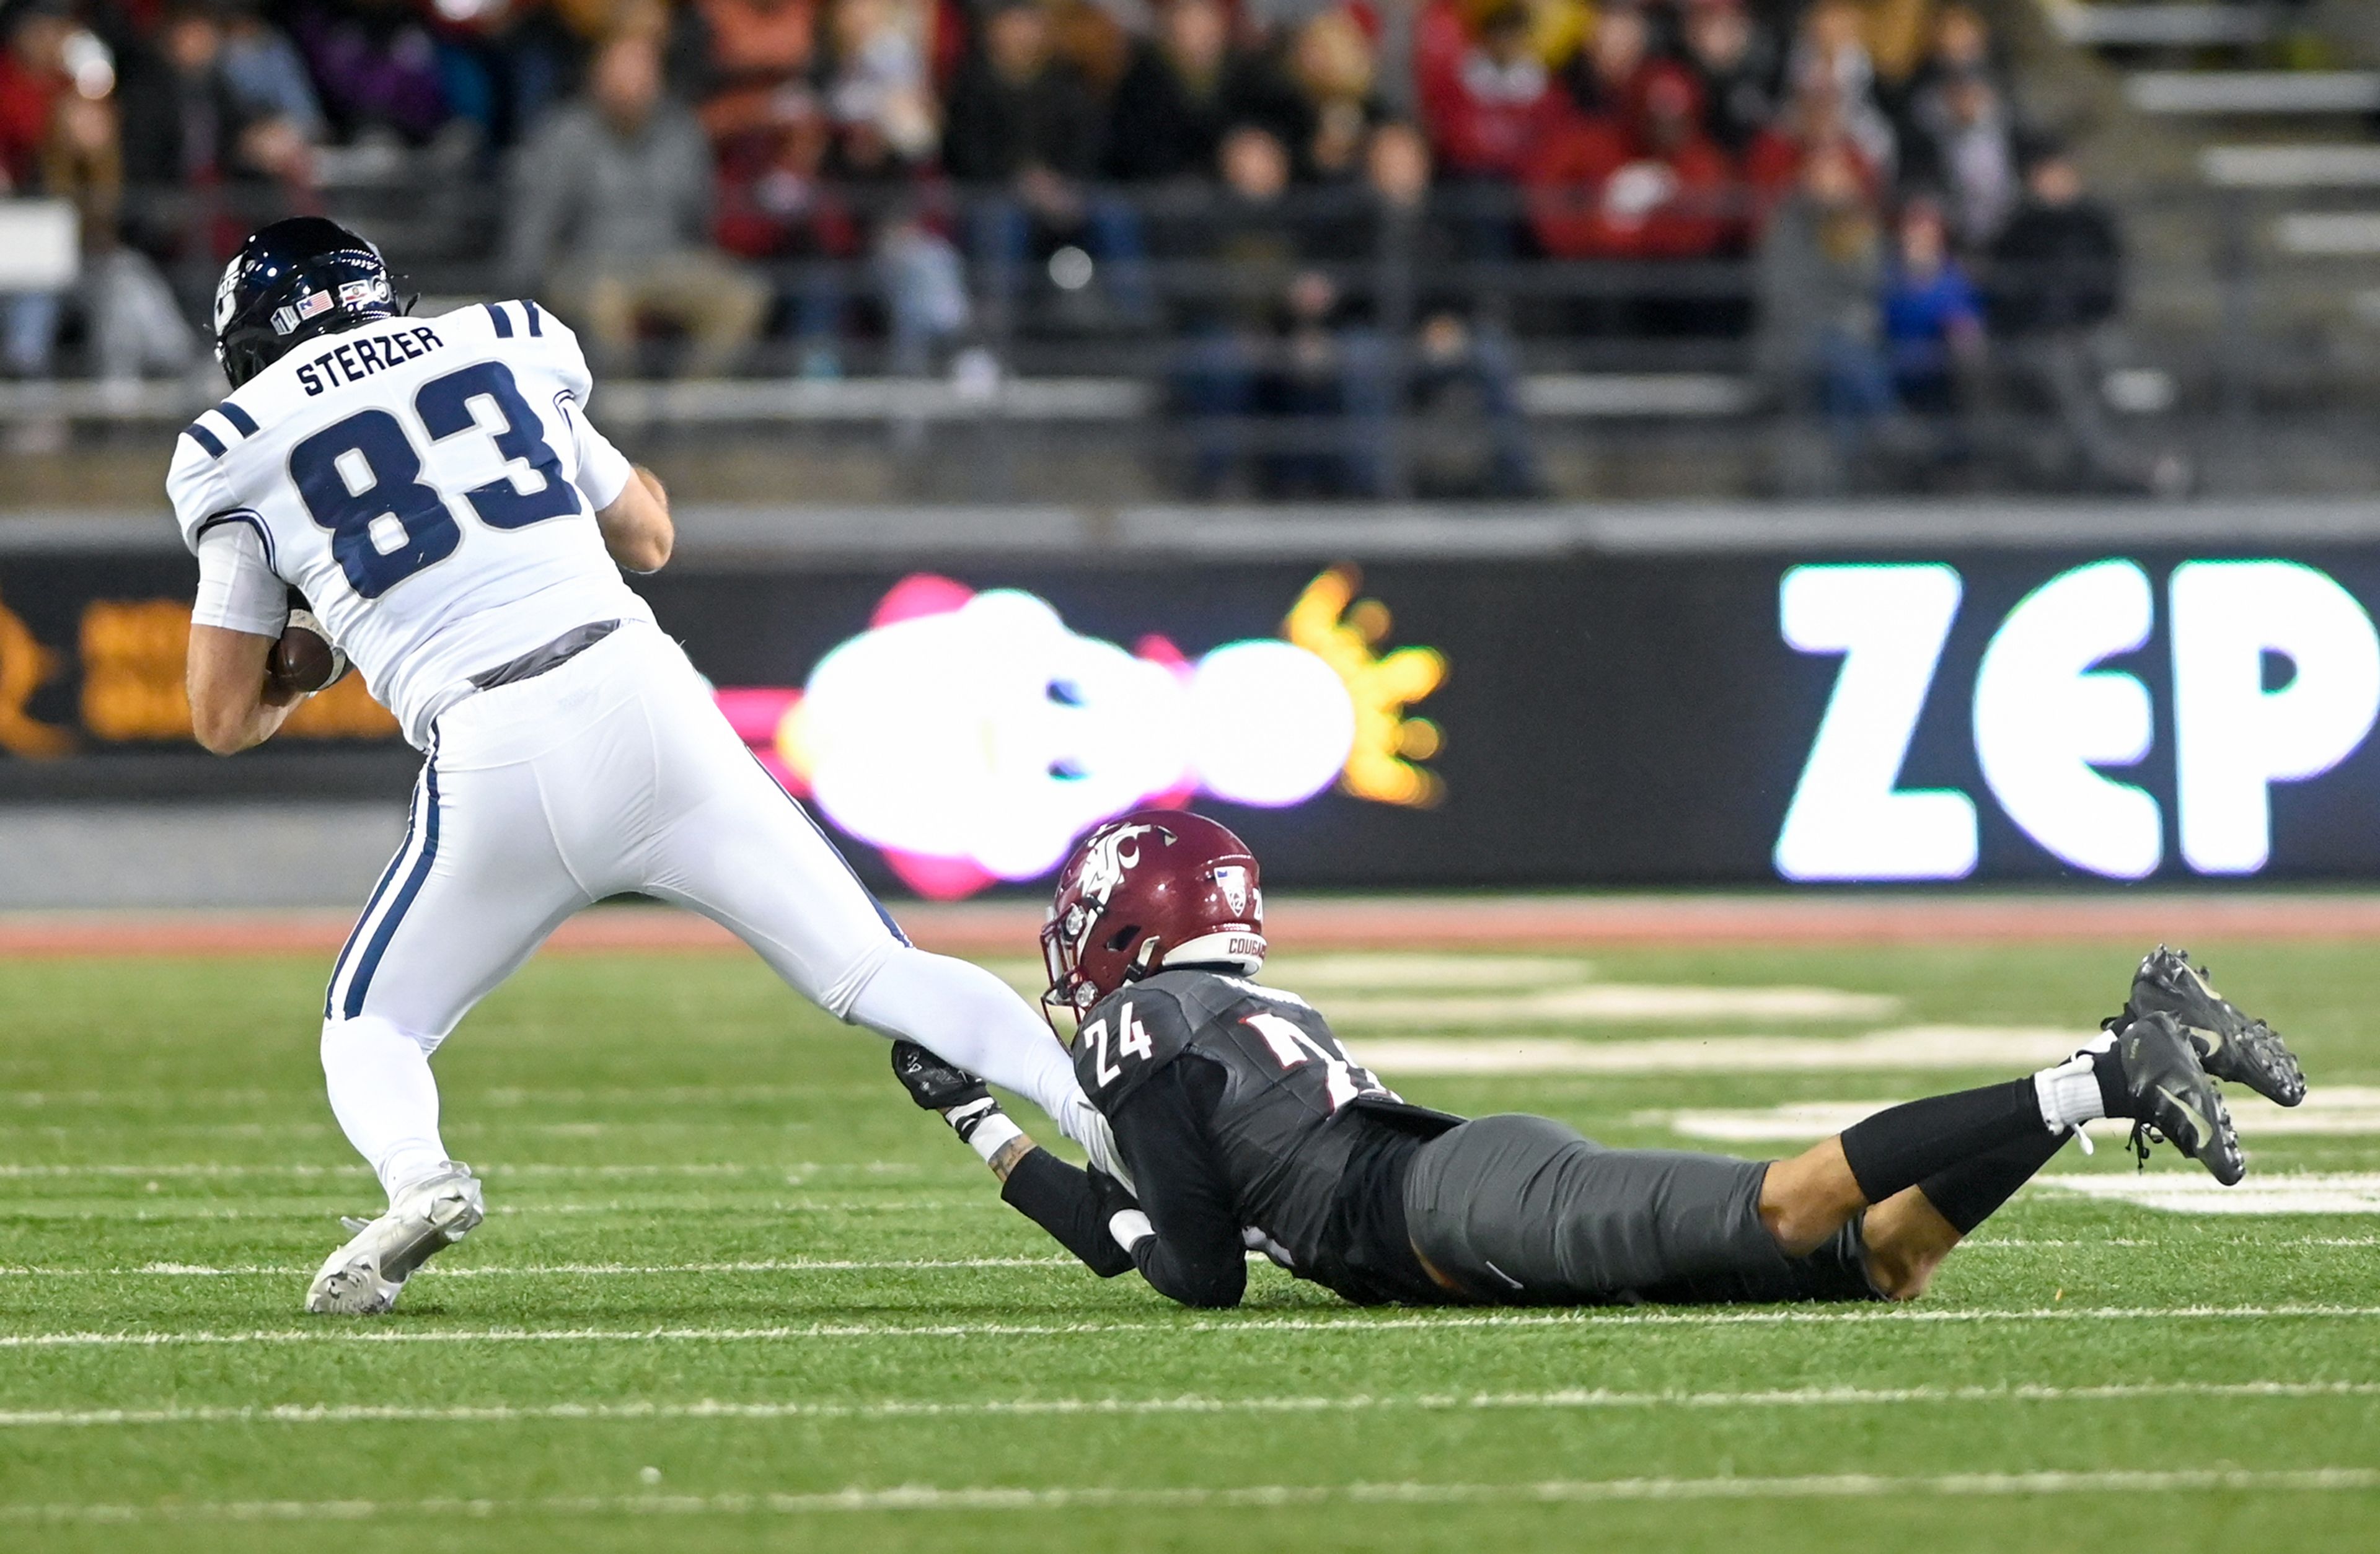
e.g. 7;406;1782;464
6;545;2379;889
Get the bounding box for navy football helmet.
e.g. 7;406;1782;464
213;217;408;388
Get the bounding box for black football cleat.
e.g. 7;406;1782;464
2112;1012;2246;1186
889;1040;990;1112
2115;946;2306;1107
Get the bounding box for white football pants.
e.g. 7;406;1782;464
317;619;1111;1198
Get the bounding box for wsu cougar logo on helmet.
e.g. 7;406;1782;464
1075;821;1161;906
1040;808;1267;1019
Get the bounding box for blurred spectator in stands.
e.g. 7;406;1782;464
1904;67;2014;250
698;0;841;370
0;4;56;193
1680;0;1780;154
1356;120;1540;496
504;30;767;377
1743;77;1882;231
1986;145;2180;494
821;0;937;164
423;0;571;151
0;4;90;380
291;0;452;147
1755;139;1895;487
115;0;319;261
1988;147;2117;339
1527;62;1732;261
1897;3;1994;106
825;0;976;375
1175;123;1391;497
697;0;819;115
1046;0;1133;100
1417;1;1571;185
943;0;1151;333
1846;0;1934;100
0;6;200;384
1879;193;1981;475
1416;0;1574;257
1285;9;1380;183
221;2;328;146
119;2;319;188
1104;0;1295;185
1566;4;1652;120
1786;1;1894;180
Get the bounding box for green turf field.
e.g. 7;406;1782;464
4;935;2378;1552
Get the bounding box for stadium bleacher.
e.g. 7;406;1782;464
0;0;2374;499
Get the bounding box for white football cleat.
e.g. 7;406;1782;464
306;1162;485;1315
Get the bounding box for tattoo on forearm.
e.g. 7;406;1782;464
987;1134;1036;1182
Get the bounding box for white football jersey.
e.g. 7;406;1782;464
166;301;655;748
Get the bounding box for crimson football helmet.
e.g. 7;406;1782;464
1040;809;1266;1018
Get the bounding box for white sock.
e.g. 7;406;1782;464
321;1015;451;1200
2033;1033;2118;1134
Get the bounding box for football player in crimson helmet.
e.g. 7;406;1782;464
1038;809;1268;1025
896;813;2298;1309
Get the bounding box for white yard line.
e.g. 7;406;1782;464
1960;1237;2380;1249
1326;985;1899;1027
9;1468;2379;1523
6;1380;2378;1430
2;1240;2371;1276
1;1200;1003;1221
0;1162;931;1179
2;1084;892;1108
0;1257;1078;1278
1660;1089;2380;1142
0;1163;924;1179
2034;1173;2380;1216
1364;1026;2081;1076
7;1304;2380;1350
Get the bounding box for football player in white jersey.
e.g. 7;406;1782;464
171;217;1121;1314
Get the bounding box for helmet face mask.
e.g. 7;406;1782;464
1040;809;1267;1030
214;217;408;388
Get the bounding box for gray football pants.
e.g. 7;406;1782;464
1403;1114;1882;1306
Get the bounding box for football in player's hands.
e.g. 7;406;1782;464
269;608;348;695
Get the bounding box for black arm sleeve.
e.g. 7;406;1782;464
999;1147;1136;1278
1109;1057;1247;1309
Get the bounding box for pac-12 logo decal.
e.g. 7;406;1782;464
1076;822;1159;906
1213;864;1250;918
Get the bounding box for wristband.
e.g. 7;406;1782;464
1108;1208;1153;1252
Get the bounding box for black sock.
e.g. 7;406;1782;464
1915;1128;2071;1235
1837;1079;2047;1204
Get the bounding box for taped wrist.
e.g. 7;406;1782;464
943;1097;1023;1164
1108;1208;1153;1252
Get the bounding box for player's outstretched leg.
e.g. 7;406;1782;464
1756;1013;2242;1296
306;1162;485;1315
847;947;1125;1180
2117;946;2306;1107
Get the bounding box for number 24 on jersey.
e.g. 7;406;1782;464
1081;1004;1156;1087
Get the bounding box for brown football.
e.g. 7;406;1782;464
269;620;340;694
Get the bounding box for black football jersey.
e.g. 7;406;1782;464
1073;967;1461;1293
